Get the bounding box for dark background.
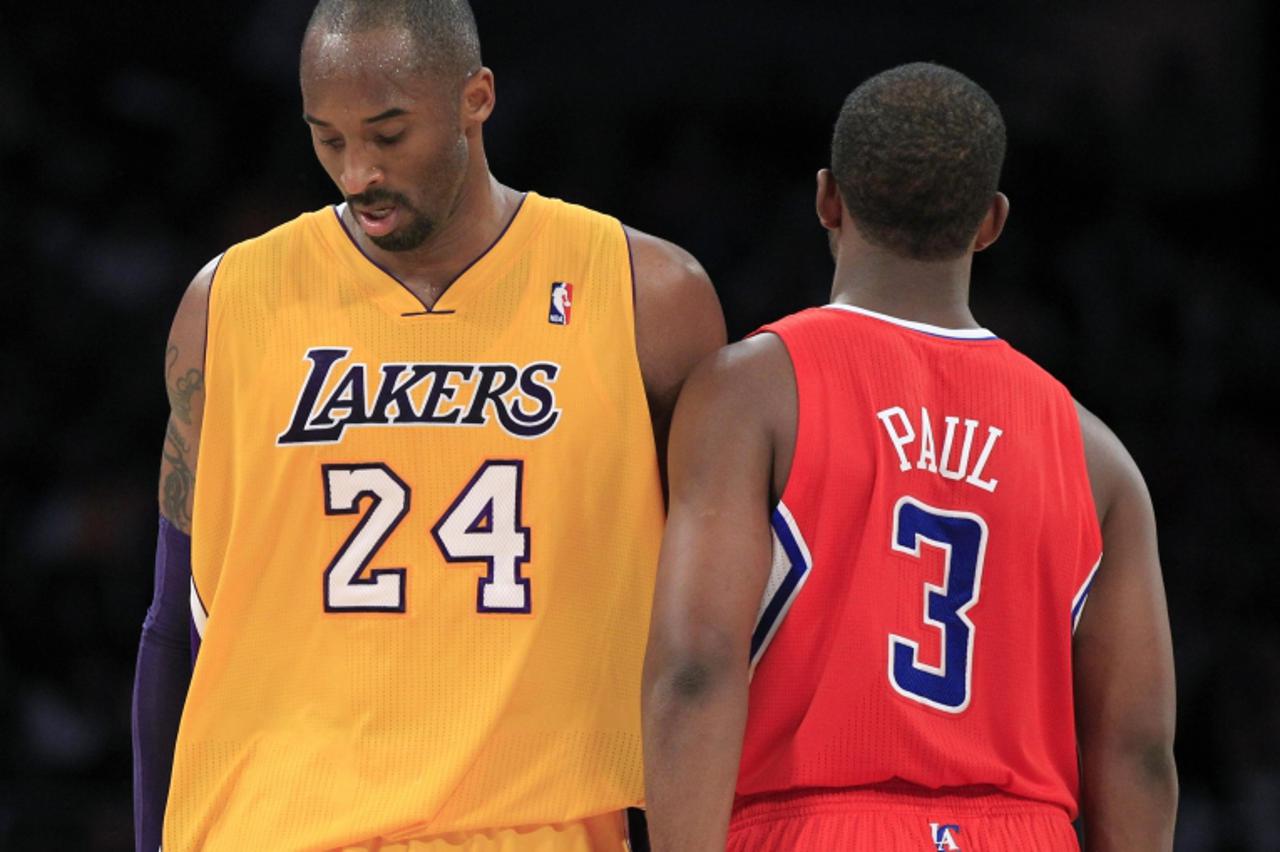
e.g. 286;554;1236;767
1;0;1274;849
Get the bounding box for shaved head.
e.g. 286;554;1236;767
831;62;1006;261
304;0;481;85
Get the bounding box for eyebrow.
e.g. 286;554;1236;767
303;108;410;127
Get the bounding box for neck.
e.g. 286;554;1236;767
343;153;521;306
828;237;978;330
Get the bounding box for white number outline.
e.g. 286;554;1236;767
887;496;988;713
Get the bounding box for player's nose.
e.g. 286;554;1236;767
339;146;384;195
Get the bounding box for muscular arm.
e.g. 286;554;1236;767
1073;403;1178;851
158;264;212;532
626;227;727;489
642;335;794;852
132;258;214;852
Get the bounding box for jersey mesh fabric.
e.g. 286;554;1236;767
337;810;628;851
729;786;1079;852
737;306;1101;821
166;194;664;850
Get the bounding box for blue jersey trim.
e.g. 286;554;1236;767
1071;556;1103;633
750;502;814;670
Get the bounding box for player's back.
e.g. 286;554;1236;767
737;305;1100;834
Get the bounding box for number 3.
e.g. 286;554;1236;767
322;461;529;614
888;496;988;713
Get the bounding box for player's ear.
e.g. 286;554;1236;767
816;168;842;232
973;192;1009;253
461;67;495;128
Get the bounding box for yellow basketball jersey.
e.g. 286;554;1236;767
166;193;664;851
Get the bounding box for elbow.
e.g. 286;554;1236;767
642;619;750;731
1140;742;1179;801
643;649;742;715
1081;735;1179;813
667;658;719;702
1131;722;1179;793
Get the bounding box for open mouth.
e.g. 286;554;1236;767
354;204;400;238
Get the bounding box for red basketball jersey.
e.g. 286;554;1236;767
738;305;1101;819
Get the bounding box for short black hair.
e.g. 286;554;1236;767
306;0;481;82
831;62;1006;261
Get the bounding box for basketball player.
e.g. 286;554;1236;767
131;1;725;849
642;63;1177;851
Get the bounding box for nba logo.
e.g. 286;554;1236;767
929;822;961;851
549;282;573;325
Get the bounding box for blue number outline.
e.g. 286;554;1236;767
430;459;532;614
321;463;410;613
888;496;988;713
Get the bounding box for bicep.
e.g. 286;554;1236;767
1073;420;1176;749
648;351;777;673
158;257;216;532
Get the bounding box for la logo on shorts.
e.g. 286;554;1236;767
930;822;961;851
549;282;573;325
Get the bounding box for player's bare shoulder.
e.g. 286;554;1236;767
625;227;720;321
624;227;726;429
681;334;792;422
1073;399;1152;527
670;332;797;501
171;255;218;349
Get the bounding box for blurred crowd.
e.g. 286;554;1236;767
1;0;1274;848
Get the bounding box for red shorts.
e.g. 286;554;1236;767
728;785;1079;851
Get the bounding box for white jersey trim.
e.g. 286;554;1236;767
1071;555;1103;634
190;577;209;640
749;501;814;677
823;303;998;340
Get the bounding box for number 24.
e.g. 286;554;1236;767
322;460;531;614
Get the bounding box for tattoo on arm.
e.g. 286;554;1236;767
162;418;196;533
166;344;204;426
161;343;203;533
